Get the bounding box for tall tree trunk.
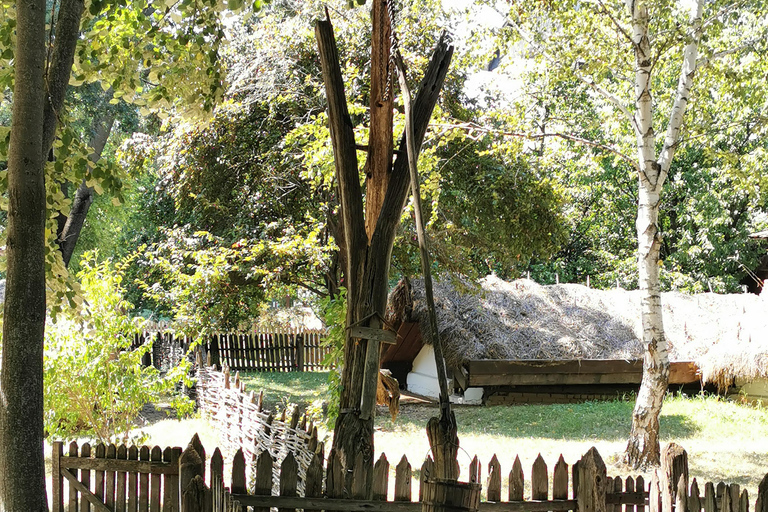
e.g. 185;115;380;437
0;0;48;508
624;0;704;468
316;12;452;495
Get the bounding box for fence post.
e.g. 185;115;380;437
296;333;305;372
577;447;606;512
661;443;688;512
179;442;208;512
757;474;768;512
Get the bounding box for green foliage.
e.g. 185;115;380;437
317;287;346;427
44;253;193;443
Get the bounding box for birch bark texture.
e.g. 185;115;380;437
624;0;704;468
0;0;49;507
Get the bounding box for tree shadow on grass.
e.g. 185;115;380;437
388;402;699;442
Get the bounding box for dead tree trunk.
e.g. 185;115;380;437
315;11;453;495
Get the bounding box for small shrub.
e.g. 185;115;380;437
44;253;193;444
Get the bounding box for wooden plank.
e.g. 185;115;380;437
254;450;273;512
469;456;480;485
116;445;128;512
532;454;548;501
690;479;701;512
373;453;390;501
60;457;178;474
509;455;524;501
139;446;150;512
127;446;138;512
163;446;181;512
106;444;117;510
280;453;299;512
80;443;92;512
69;442;80;512
624;477;635;512
150;446;162;512
394;455;411;502
704;482;716;512
306;453;324;499
61;468;111;512
468;359;645;375
739;490;749;512
469;372;644;387
420;457;434;501
613;475;624;512
607;477;615;512
349;326;397;344
352;451;371;499
95;444;107;507
487;454;501;502
731;485;741;512
636;476;645;512
53;441;64;512
232;449;247;494
230;496;577;512
649;471;661;512
553;455;568;500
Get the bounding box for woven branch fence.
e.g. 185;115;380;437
195;361;322;496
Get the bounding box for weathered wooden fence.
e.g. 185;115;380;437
195;361;321;495
133;328;331;373
51;440;181;511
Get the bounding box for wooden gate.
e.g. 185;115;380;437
52;441;181;511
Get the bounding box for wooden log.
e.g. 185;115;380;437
577;447;606;512
661;443;688;512
69;442;80;512
676;475;688;512
138;446;150;512
374;453;390;501
106;444;118;510
395;455;412;502
704;482;717;512
690;479;701;512
80;443;92;512
53;441;64;512
487;454;501;502
509;456;524;502
127;446;138;512
117;445;128;512
532;454;548;501
254;451;274;512
553;455;568;500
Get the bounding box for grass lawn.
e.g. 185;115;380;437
129;372;768;501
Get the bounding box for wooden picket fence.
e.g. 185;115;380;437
202;328;329;372
132;328;332;373
52;437;768;512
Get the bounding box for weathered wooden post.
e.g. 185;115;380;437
296;333;305;372
577;447;607;512
179;439;208;512
661;443;689;512
754;475;768;512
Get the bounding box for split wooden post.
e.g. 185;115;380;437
577;447;607;512
662;443;689;512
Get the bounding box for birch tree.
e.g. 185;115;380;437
495;0;767;467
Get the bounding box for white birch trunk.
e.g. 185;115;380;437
624;0;704;468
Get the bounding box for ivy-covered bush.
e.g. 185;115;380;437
44;253;193;443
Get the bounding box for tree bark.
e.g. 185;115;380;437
316;13;452;495
624;0;704;468
57;109;116;267
0;0;48;509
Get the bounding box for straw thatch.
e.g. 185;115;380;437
386;275;768;387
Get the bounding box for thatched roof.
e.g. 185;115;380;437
386;275;768;387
